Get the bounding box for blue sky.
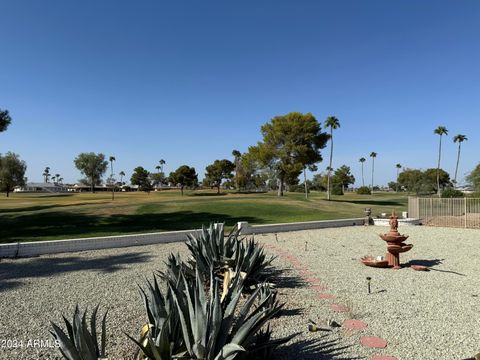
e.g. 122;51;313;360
1;0;479;186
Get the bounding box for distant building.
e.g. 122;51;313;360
14;182;68;193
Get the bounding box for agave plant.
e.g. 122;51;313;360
129;273;185;359
133;265;292;360
185;223;275;289
50;305;108;360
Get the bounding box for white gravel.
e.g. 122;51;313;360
260;225;480;360
0;225;479;360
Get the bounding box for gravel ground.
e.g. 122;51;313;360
0;226;479;359
259;225;480;360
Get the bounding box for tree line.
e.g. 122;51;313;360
1;108;479;198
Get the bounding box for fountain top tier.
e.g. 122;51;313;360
379;210;409;243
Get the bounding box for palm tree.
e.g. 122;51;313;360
58;177;63;184
359;157;366;187
324;116;340;200
109;156;116;200
434;126;448;195
43;167;50;183
159;159;166;173
55;174;60;184
395;164;401;192
232;150;241;191
51;175;56;183
155;165;161;173
370;152;377;192
453;134;467;188
119;171;125;185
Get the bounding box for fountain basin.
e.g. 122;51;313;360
361;256;389;268
387;244;413;254
379;234;409;243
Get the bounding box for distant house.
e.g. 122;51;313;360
14;182;68;193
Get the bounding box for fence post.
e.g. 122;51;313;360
464;198;467;229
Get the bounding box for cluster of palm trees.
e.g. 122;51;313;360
434;126;467;193
327;122;469;197
325;117;380;198
42;166;63;184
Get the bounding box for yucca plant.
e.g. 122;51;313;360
50;305;108;360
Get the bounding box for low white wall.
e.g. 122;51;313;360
373;218;420;226
0;218;364;258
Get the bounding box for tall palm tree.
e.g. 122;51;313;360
58;177;63;184
51;175;56;183
43;167;50;183
453;134;467;188
370;152;377;192
324;116;340;200
155;165;161;173
159;159;166;173
109;156;116;200
119;171;125;185
434;126;448;196
55;174;60;184
232;150;241;191
395;164;401;192
359;157;366;187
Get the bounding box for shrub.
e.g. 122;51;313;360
289;184;309;193
441;188;464;198
356;186;371;195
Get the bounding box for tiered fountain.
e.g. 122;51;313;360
379;211;413;269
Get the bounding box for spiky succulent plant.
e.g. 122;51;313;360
132;265;292;360
50;305;108;360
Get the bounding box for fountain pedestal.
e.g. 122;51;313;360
379;212;413;269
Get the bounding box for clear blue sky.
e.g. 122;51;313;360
1;0;479;186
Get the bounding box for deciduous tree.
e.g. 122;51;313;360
74;153;108;193
204;159;235;194
0;152;27;197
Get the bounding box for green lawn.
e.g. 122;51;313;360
0;190;408;243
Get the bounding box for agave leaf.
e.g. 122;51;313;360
100;308;108;357
213;343;245;360
62;315;75;342
125;332;162;360
50;323;82;360
90;305;99;355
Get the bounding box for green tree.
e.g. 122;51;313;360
0;152;27;197
204;159;235;194
466;163;480;191
395;163;402;192
434;126;448;196
151;172;166;188
324;116;340;200
332;165;355;194
250;112;329;196
359;157;366;187
169;165;198;196
453;134;467;188
398;169;426;194
74;153;108;193
311;173;328;191
131;166;153;192
0;109;12;133
424;168;451;192
370;152;377;192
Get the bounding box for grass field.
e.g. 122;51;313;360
0;190;408;243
